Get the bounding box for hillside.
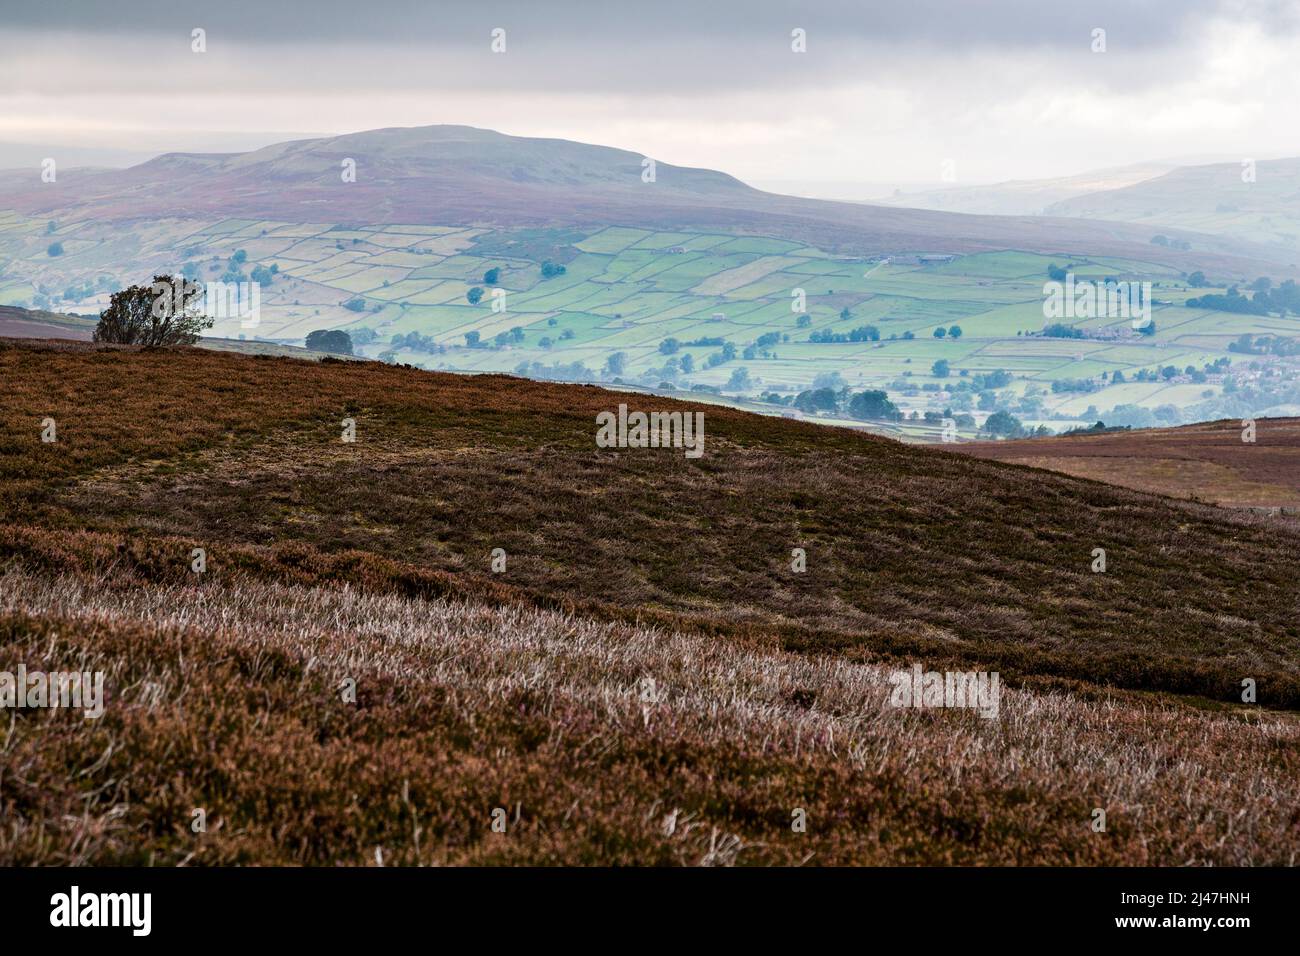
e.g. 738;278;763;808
1;340;1298;865
1046;158;1300;257
0;305;366;361
875;161;1178;217
958;418;1300;510
0;125;1282;271
0;304;94;340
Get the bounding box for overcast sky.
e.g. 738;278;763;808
2;0;1298;191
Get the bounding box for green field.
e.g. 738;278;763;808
2;212;1295;434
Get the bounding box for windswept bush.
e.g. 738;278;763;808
92;274;213;346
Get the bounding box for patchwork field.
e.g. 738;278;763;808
3;208;1297;433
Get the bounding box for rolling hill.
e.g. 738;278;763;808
1046;158;1300;258
874;161;1179;217
0;125;1284;271
1;340;1298;865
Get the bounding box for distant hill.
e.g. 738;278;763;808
0;124;1284;272
1045;158;1300;258
874;161;1177;217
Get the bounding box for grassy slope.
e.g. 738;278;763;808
958;419;1300;509
2;125;1275;270
2;340;1299;865
0;305;95;339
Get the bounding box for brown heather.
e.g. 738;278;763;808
960;418;1300;509
1;339;1298;865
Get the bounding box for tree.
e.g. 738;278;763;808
1047;264;1068;282
931;359;951;377
848;389;901;421
484;267;501;285
659;337;680;355
793;388;840;413
510;326;525;343
1187;271;1207;288
305;329;354;355
679;353;695;373
343;297;367;312
464;330;481;347
603;351;627;378
93;274;214;346
948;325;962;339
47;241;64;257
466;286;484;305
725;367;752;391
983;410;1023;437
839;307;852;321
796;314;812;328
541;261;566;279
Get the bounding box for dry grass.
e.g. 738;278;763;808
959;418;1300;509
2;341;1297;706
2;566;1297;866
2;340;1299;865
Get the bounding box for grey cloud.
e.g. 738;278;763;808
1;0;1288;98
1;0;1289;50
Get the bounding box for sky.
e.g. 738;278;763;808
2;0;1299;193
